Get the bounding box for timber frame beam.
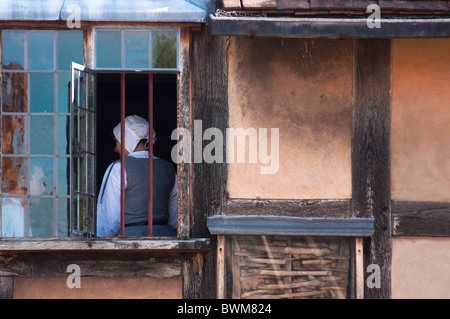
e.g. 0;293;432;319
208;15;450;38
352;39;392;299
227;199;351;218
392;201;450;237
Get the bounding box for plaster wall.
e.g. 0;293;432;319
13;277;182;299
391;39;450;202
227;37;353;199
391;39;450;299
392;237;450;299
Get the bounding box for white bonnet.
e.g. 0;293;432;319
113;115;156;153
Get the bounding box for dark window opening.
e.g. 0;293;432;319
96;72;178;197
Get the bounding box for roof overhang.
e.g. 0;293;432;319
208;14;450;38
0;0;213;23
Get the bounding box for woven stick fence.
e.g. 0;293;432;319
228;235;351;299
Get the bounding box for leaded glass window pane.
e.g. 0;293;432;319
1;29;83;238
125;30;149;69
29;31;54;70
58;30;84;70
95;30;121;68
1;157;27;194
1;30;25;70
30;115;54;154
1;197;27;238
95;28;179;70
30;73;54;112
29;157;54;196
152;30;177;69
29;198;53;237
2;115;27;155
1;72;28;112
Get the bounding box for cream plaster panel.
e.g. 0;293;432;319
392;237;450;299
227;38;353;199
13;277;182;299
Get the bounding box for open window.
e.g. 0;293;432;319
70;62;97;237
69;67;178;238
95;72;178;238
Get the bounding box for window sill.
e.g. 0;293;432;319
0;237;210;252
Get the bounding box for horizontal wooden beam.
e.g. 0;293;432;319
208;14;450;38
0;238;210;252
227;199;351;218
392;201;450;237
207;215;374;237
0;251;183;278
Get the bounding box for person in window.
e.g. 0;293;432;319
96;115;177;237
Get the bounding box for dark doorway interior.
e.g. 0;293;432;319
96;73;178;195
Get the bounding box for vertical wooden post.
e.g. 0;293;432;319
355;237;364;299
178;26;191;240
120;72;126;237
181;26;224;299
216;235;226;299
352;39;392;299
191;27;229;238
148;73;154;237
182;26;229;299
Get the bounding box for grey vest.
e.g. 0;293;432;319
124;156;175;225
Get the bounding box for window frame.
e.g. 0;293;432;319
93;27;180;72
70;62;97;238
0;26;194;247
0;29;84;238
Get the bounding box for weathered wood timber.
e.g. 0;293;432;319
392;201;450;236
355;237;364;299
178;26;192;240
0;238;210;252
0;251;182;278
352;39;392;299
0;277;13;299
183;25;230;298
217;235;226;298
191;29;229;236
227;199;351;218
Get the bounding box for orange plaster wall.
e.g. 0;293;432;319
391;39;450;299
391;39;450;202
227;37;353;199
13;277;182;299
